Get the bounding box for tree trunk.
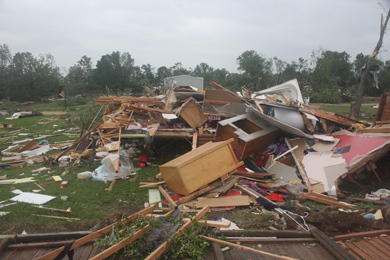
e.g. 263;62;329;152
349;8;390;119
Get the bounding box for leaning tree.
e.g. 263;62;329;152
349;6;390;119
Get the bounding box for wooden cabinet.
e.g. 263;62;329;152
159;139;242;195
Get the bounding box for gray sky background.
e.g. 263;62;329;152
1;0;390;74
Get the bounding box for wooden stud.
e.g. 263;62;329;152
201;235;299;260
158;185;177;210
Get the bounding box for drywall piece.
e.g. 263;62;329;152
10;192;56;204
175;98;208;129
324;163;349;195
21;145;50;157
267;162;301;183
288;138;310;161
312;139;340;152
162;113;177;120
216;112;280;158
302;151;348;194
148;189;162;210
184;195;251;208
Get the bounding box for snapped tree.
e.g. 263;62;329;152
349;7;390;119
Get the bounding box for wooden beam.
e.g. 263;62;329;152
302;193;356;209
176;181;222;205
332;229;390;241
158;185;178;210
192;131;198;150
201;235;299;260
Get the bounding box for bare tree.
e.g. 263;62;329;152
349;7;390;119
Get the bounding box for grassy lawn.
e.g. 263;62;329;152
0;111;159;233
316;104;378;123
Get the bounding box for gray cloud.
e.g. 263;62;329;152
1;0;389;73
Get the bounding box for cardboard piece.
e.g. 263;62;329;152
184;195;251;208
10;192;56;204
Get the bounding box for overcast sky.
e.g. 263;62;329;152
1;0;390;74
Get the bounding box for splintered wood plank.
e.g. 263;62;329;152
379;235;390;246
288;244;317;260
279;244;301;260
345;242;374;260
7;249;37;260
274;244;294;259
0;250;17;260
266;244;283;259
88;246;105;258
314;244;339;259
365;237;390;256
32;249;52;259
353;239;389;259
78;244;95;259
72;246;87;260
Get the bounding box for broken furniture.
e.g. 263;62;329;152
216;112;280;158
159;138;243;195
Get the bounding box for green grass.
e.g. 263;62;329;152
0;110;163;233
318;105;378;123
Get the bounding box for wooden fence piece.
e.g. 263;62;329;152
201;235;299;260
36;205;157;260
145;205;210;260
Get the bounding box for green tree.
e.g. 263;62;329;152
171;62;190;76
4;52;61;102
156;66;172;85
65;55;93;94
141;64;155;84
236;50;273;91
192;62;214;86
94;51;134;92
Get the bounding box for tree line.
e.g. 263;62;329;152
1;43;389;103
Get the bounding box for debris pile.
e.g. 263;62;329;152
3;78;390;259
